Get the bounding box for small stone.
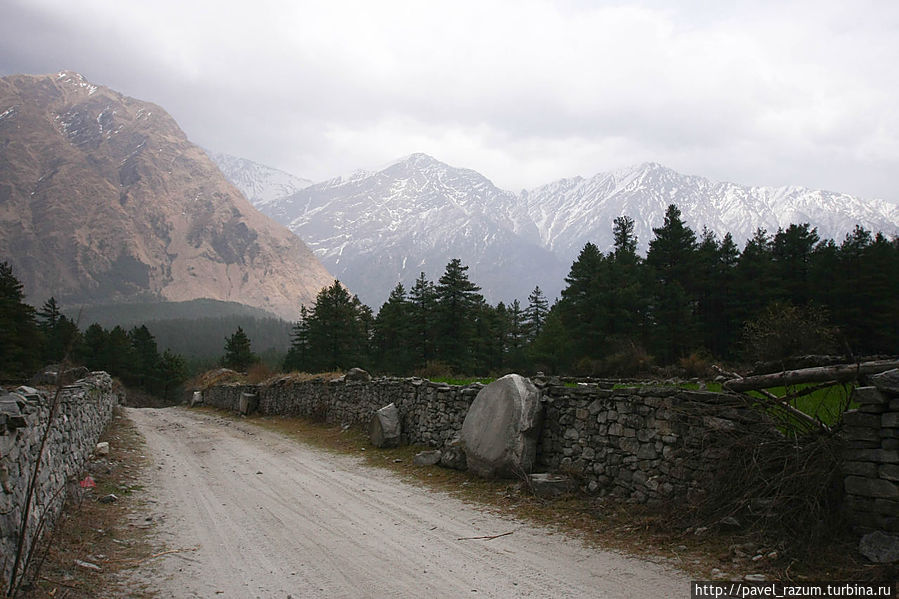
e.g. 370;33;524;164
744;574;766;582
95;442;110;456
693;526;708;536
413;450;442;466
74;559;102;571
718;516;741;530
98;494;118;504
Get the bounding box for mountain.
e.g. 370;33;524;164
503;162;899;263
206;151;312;207
257;153;567;306
251;155;899;307
0;71;333;321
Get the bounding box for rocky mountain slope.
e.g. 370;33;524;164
0;71;333;321
258;154;565;306
250;155;898;305
206;151;312;207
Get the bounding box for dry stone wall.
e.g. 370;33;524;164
842;370;899;533
0;373;119;585
198;376;775;505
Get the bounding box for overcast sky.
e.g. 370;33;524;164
2;0;898;202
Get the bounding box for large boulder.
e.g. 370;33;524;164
370;403;401;448
461;374;543;479
345;367;372;383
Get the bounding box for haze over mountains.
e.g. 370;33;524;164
0;71;333;321
243;153;899;306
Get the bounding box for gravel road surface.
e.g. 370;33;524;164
125;407;687;598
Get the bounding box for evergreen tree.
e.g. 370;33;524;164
645;205;698;362
771;223;819;306
0;262;41;380
735;228;776;322
80;323;110;371
371;284;414;373
506;299;529;370
158;350;188;402
408;272;438;368
524;286;549;342
434;259;483;373
222;326;259;371
283;306;311;372
304;281;370;371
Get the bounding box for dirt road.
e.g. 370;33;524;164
125;407;687;598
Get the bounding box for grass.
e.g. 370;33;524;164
230;409;892;583
748;383;855;426
17;407;159;599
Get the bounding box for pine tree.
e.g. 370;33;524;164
524;286;549;342
0;262;41;379
408;273;438;369
645;204;698;362
434;259;484;373
304;281;370;371
283;306;311;372
371;283;414;373
222;326;258;371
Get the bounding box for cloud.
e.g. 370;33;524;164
1;0;898;201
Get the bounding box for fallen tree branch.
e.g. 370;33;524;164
722;359;899;392
456;531;514;541
714;364;830;433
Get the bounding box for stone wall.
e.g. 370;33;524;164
842;371;899;533
198;376;774;504
0;373;119;585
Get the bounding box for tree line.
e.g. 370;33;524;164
0;263;188;399
283;205;899;376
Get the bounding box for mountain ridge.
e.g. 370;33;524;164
0;71;334;321
240;153;899;306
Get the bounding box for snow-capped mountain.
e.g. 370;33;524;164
232;153;899;307
257;153;566;306
503;162;899;263
207;151;312;206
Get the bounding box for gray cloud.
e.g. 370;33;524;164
2;0;897;202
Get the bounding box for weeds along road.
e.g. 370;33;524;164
125;407;686;598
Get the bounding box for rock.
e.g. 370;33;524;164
31;364;89;386
98;494;118;504
845;476;899;499
239;392;258;416
744;574;766;582
461;374;543;479
345;367;372;383
0;394;27;430
413;450;442;466
527;473;576;498
859;530;899;563
870;369;899;395
95;442;110;456
439;436;467;470
190;391;203;407
369;403;401;448
718;516;742;530
74;559;102;571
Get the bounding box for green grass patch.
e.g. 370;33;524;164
748;383;855;426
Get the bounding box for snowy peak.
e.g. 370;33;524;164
253;151;563;306
207;151;312;207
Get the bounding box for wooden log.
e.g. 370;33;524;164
723;360;899;393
